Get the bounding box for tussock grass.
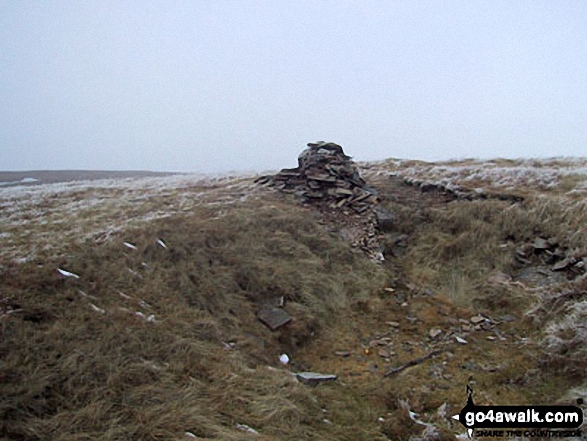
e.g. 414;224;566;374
1;198;386;440
3;159;587;440
396;195;587;309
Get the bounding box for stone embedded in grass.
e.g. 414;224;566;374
378;349;390;358
470;315;486;324
335;351;352;357
369;339;388;347
553;258;574;271
533;237;550;250
123;242;137;250
256;306;292;331
375;207;395;230
429;328;443;339
235;423;259;434
295;372;337;384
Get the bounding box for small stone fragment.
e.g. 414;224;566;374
378;349;390;358
375;207;395;231
533;237;550;250
429;328;443;339
369;339;387;347
257;307;292;331
295;372;337;384
553;258;573;271
470;315;486;324
235;423;259;434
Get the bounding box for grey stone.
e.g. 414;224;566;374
533;237;550;250
335;351;352;357
375;207;395;231
295;372;337;384
429;328;443;339
470;315;486;324
552;258;573;271
257;307;291;331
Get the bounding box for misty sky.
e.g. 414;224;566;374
1;1;586;173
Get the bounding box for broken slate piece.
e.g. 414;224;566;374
335;351;352;357
257;307;291;331
295;372;337;384
552;258;574;271
375;207;395;231
470;315;486;324
235;423;259;434
533;237;549;250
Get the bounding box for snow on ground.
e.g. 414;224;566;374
361;157;587;192
3;157;586;265
0;172;269;264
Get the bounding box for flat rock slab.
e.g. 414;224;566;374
257;307;291;331
295;372;337;384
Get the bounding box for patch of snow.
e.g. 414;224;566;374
90;304;106;314
58;268;80;279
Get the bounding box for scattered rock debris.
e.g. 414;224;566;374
513;235;586;279
255;142;378;214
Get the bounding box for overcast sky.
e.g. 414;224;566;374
1;1;586;173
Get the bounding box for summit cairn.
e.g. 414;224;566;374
256;142;389;261
255;141;378;213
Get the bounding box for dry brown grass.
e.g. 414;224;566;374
1;195;388;440
2;160;587;440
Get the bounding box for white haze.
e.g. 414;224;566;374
1;1;586;173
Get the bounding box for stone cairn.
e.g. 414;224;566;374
255;141;379;213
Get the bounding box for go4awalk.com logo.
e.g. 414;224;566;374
452;386;583;438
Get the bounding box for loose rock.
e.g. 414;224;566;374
296;372;337;384
429;328;443;339
470;315;486;324
257;307;292;331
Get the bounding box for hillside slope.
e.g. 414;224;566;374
1;158;586;440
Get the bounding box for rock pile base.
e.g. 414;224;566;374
256;142;391;261
255;142;379;214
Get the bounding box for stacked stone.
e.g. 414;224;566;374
256;142;378;213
